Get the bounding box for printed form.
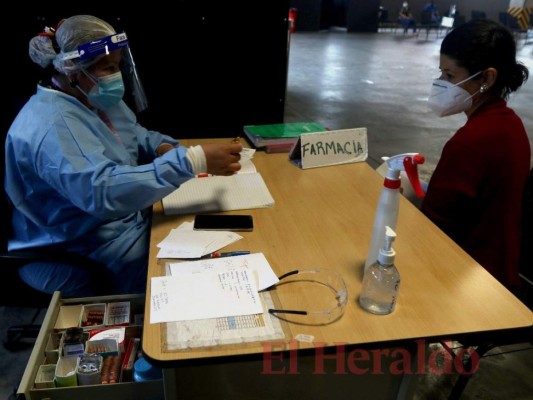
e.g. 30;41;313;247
151;252;285;349
150;268;262;323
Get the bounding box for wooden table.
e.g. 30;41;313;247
143;139;532;399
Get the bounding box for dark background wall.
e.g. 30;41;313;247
3;3;290;141
290;0;324;30
290;0;521;31
290;0;380;31
346;0;380;32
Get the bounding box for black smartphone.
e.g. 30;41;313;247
193;214;254;231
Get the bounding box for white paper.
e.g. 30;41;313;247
163;291;285;350
156;222;242;258
168;252;279;291
150;268;262;323
239;148;257;174
161;172;274;216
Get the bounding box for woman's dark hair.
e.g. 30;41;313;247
441;19;528;99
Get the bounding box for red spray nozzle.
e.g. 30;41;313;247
382;153;426;198
403;155;425;198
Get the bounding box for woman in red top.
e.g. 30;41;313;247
423;19;531;293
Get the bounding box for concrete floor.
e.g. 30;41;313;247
2;28;533;399
284;28;533;179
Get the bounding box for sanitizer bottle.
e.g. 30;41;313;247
365;153;425;272
360;226;400;315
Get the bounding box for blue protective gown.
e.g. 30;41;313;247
5;85;195;295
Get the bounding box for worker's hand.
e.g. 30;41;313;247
155;143;175;156
201;143;243;176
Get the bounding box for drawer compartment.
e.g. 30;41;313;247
17;292;164;400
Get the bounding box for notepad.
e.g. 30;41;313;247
161;172;275;215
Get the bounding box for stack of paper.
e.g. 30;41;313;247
150;269;262;323
161;172;275;216
156;221;243;258
150;253;279;324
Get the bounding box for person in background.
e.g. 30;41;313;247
423;0;441;23
4;15;242;296
398;2;418;35
423;19;530;293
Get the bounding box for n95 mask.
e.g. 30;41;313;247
427;71;482;117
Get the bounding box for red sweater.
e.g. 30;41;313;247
422;98;531;291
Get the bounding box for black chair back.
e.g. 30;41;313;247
1;151;114;303
421;10;434;25
1;160;53;306
520;169;533;281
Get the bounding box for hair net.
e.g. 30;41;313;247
28;29;58;69
28;15;115;74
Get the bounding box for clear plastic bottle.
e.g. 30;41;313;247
360;226;400;315
365;153;425;272
365;182;400;273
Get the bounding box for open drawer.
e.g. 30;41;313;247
17;292;164;400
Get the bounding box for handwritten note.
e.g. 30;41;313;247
150;268;263;324
168;252;279;291
157;221;243;258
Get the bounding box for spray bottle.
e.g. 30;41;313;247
364;153;425;272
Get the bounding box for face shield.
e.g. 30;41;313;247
60;32;148;113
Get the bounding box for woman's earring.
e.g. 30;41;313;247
480;84;488;93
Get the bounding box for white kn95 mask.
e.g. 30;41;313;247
427;71;482;117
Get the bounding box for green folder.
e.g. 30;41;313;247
243;122;326;138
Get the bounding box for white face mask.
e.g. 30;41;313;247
427;71;482;117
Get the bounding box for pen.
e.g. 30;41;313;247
202;251;251;258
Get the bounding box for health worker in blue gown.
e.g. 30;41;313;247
4;15;242;296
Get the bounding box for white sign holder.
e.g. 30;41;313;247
289;127;368;169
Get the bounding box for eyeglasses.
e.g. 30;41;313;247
263;269;348;326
